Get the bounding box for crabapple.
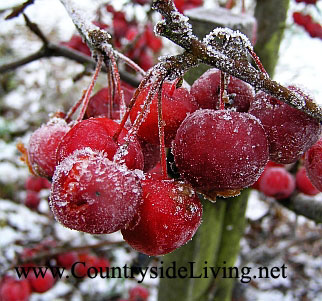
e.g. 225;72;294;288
50;148;143;234
122;177;202;256
173;109;269;192
24;191;41;210
248;86;321;164
296;166;319;195
0;277;31;301
27;271;56;293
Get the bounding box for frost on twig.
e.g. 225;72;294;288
152;0;322;123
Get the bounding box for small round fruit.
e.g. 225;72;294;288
191;68;254;112
56;118;144;170
122;178;202;256
27;117;70;179
50;148;143;234
173;109;269;191
27;271;56;293
248;86;321;164
130;81;198;147
296;166;319;195
56;252;79;269
25;176;51;192
304;137;322;191
129;285;149;301
25;191;41;210
259;167;295;199
0;277;31;301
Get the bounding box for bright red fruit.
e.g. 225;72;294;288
50;148;143;234
0;277;31;301
259;167;295;199
173;109;269;192
248;87;321;164
27;270;56;293
129;285;150;301
191;68;254;112
252;161;284;190
25;190;41;210
130;81;198;147
25;175;51;192
122;178;202;256
56;118;144;170
296;166;319;195
304;137;322;191
61;35;91;56
27;117;70;179
56;251;79;269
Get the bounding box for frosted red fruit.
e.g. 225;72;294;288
56;252;79;269
0;277;31;301
139;139;160;172
248;87;321;164
296;166;319;195
85;82;135;119
190;68;254;112
25;175;51;192
50;148;143;234
252;161;284;190
129;285;149;301
56;118;144;170
27;117;70;179
121;178;202;256
130;81;198;147
259;167;295;199
173;109;269;191
25;191;41;210
27;270;56;293
304;137;322;191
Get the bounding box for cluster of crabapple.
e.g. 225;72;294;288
24;175;51;210
0;240;112;300
292;0;322;39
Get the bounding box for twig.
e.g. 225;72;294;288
5;0;35;20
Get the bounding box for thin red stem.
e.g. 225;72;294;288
157;81;167;179
247;46;269;77
76;56;103;122
107;63;113;119
219;71;227;110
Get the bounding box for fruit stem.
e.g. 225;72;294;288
247;46;269;77
157;81;168;179
107;63;113;119
76;55;103;122
219;71;228;110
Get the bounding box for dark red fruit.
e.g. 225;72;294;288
27;270;56;293
173;109;269;192
56;251;79;269
27;117;70;178
122;178;202;256
25;175;51;192
191;68;254;112
296;166;319;195
304;137;322;191
61;35;91;56
0;277;31;301
130;81;198;147
248;87;321;164
258;167;295;199
50;148;143;234
25;191;41;210
56;118;144;170
129;285;150;301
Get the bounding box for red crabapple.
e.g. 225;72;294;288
173;109;269;192
129;285;150;301
296;166;319;196
56;251;79;269
27;117;70;179
304;136;322;191
27;270;56;293
122;177;202;256
50;148;143;234
0;277;31;301
24;191;41;210
190;68;254;112
25;175;51;192
248;86;321;164
130;81;198;147
259;167;295;199
56;118;144;170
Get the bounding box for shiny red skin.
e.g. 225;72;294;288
296;166;320;195
249;87;321;164
130;82;198;147
173;109;269;191
191;68;254;112
0;277;31;301
50;149;143;234
122;178;202;256
27;118;70;179
305;137;322;191
27;271;56;293
258;167;295;199
56;118;144;170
